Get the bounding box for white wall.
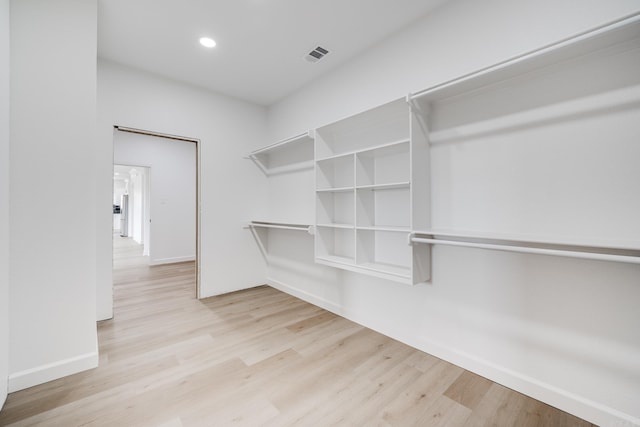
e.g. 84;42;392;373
9;0;98;391
266;1;640;426
114;132;196;265
129;167;145;244
269;0;640;137
0;0;10;410
97;60;268;319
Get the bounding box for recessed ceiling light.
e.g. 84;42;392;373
199;37;216;48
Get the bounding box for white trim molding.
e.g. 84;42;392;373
8;352;98;393
149;256;196;266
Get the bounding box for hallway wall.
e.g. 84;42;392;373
97;60;268;320
0;0;10;409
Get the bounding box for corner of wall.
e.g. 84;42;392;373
0;0;11;411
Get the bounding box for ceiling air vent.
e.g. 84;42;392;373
305;46;329;63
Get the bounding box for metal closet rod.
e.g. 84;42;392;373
248;221;314;234
410;234;640;264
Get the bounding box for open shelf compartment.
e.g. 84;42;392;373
316;226;355;264
315;99;410;159
316;154;354;190
356;140;410;186
356;187;410;229
316;191;354;227
356;229;411;279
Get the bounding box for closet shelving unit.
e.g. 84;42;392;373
247;131;316;257
248;14;640;282
314;99;431;284
406;13;640;265
247;130;314;175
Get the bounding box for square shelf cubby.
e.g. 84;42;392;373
356;229;411;279
356;141;410;187
356;187;410;229
316;190;354;227
316;226;355;265
316;154;354;190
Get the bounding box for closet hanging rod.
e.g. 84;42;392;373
407;13;640;104
248;221;314;234
409;235;640;264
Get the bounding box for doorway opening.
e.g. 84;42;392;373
112;126;201;299
113;165;150;267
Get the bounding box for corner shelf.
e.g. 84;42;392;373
248;131;314;175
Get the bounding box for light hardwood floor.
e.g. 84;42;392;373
0;237;595;426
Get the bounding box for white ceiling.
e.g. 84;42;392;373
97;0;447;106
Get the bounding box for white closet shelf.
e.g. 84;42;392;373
410;231;640;264
247;130;314;175
248;221;314;235
316;152;354;163
316;256;411;282
316;254;356;266
357;138;410;154
356;182;410;191
316;187;354;193
356;226;410;233
249;131;314;156
316;223;354;229
407;14;640;111
357;262;410;279
316;138;410;162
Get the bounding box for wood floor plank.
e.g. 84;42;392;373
381;360;465;425
444;370;494;410
0;236;596;426
415;395;472;426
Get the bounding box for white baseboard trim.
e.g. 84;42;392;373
406;335;640;427
8;351;98;393
0;383;6;411
149;255;195;266
267;277;342;315
267;278;639;427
